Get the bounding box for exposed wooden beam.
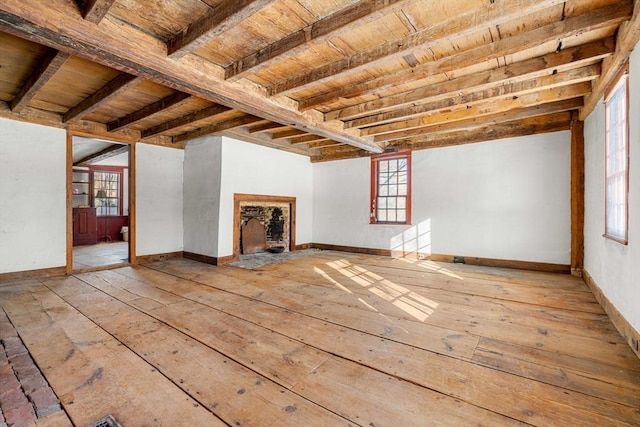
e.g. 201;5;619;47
79;0;116;24
107;92;191;132
270;129;309;140
248;121;289;133
172;114;263;143
267;0;595;96
297;2;631;106
326;38;614;120
570;111;585;276
372;97;584;143
141;104;232;138
580;0;640;120
11;49;71;113
365;82;592;140
167;0;275;59
348;64;600;130
312;113;573;162
0;1;382;153
289;134;329;145
63;73;139;123
74;143;128;166
224;0;412;81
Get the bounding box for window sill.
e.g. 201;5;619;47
603;234;628;245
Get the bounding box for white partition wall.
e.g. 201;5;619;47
183;136;223;257
135;143;184;256
0;118;67;273
216;136;313;257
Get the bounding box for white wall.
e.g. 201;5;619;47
313;132;571;264
584;47;640;333
183;136;222;257
216;137;313;257
0;119;67;273
135;143;184;256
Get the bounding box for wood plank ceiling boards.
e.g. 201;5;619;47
0;0;637;161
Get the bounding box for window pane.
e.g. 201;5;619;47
377;210;387;222
397;210;406;222
377;197;387;209
387;210;396;222
605;73;628;241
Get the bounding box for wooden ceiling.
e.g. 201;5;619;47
0;0;638;162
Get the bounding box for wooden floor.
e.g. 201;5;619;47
0;251;638;426
72;242;128;270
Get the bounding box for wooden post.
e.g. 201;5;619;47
570;111;585;277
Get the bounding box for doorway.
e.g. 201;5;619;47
69;135;131;271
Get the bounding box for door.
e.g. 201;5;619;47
73;207;97;246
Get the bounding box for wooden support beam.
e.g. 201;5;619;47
63;73;139;123
172;114;263;143
74;143;128;166
326;38;614;121
268;0;623;96
580;0;640;120
11;49;71;113
248;121;289;133
313;113;573;162
167;0;275;59
270;129;309;140
0;1;382;153
224;0;411;80
297;2;631;106
372;97;584;143
367;83;591;141
570;111;585;276
107;92;191;131
349;65;600;130
289;134;329;145
141;104;232;138
79;0;116;24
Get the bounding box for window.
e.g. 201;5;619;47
93;170;121;216
604;64;629;244
370;152;411;224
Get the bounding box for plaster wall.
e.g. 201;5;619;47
217;137;313;257
313;132;571;264
135;143;184;256
584;46;640;333
0;118;67;273
183;136;222;257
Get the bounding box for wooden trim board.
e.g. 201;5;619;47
0;266;66;282
310;243;571;274
183;251;234;266
135;251;183;264
583;269;640;359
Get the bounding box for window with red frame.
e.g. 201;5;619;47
370;152;411;224
604;64;629;244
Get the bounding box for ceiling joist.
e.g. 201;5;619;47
167;0;275;58
11;49;70;113
78;0;117;24
107;91;191;132
172;114;263;143
140;104;232;138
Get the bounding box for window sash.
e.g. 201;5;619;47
604;69;629;243
371;153;411;224
93;171;121;217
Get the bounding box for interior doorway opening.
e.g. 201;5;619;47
70;135;131;271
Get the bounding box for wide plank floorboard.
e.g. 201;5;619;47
0;251;638;426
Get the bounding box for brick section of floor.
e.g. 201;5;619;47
0;308;63;427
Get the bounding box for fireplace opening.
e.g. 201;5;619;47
233;194;296;260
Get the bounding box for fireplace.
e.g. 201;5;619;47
233;194;296;260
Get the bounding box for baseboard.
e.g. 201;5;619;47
428;254;571;274
311;243;392;257
135;251;183;264
310;243;570;274
0;266;66;282
583;270;640;359
295;243;313;250
183;251;234;266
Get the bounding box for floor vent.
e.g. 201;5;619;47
90;415;122;427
